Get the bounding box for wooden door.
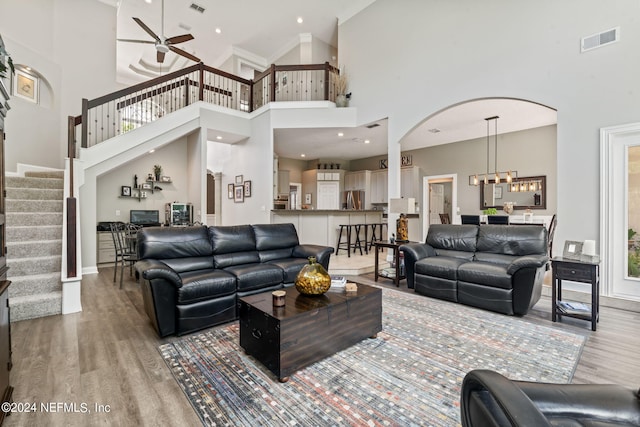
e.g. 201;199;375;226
429;184;445;224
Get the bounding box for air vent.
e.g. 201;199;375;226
366;123;380;129
189;3;205;13
178;23;192;31
581;27;619;52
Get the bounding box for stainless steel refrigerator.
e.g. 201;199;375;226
342;190;365;210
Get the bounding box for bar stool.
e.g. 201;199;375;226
357;223;370;255
351;224;364;256
369;222;387;251
336;224;352;256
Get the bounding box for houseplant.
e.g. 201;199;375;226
335;71;351;108
153;165;162;181
0;37;14;79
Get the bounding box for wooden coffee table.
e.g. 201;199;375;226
238;284;382;382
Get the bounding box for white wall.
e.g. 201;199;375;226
0;0;122;171
339;0;640;250
96;140;190;223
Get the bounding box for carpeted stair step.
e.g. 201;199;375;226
6;187;64;200
7;240;62;259
5;212;63;227
6;176;64;190
5;199;63;213
24;170;64;179
9;292;62;322
7;255;62;276
8;273;61;298
6;225;62;241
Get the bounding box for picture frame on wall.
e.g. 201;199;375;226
141;182;152;190
494;186;503;199
13;69;39;103
244;180;252;197
235;175;243;184
121;186;131;197
234;185;244;203
563;240;583;260
228;183;234;199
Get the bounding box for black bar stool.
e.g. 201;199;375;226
369;222;387;251
336;224;352;257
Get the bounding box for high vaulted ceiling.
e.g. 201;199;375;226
111;1;557;160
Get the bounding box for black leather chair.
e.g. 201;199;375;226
487;215;509;224
461;215;481;225
461;369;640;427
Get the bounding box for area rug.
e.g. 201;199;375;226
159;287;585;426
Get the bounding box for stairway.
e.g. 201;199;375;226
5;171;64;321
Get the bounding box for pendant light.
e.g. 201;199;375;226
469;115;517;186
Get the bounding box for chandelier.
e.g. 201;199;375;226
469;116;517;186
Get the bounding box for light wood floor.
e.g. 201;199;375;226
5;266;640;426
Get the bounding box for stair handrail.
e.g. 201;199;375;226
64;61;340;279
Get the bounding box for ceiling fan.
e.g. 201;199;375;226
117;0;201;64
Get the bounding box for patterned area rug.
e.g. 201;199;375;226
159;288;585;426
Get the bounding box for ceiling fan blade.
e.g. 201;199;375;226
169;46;201;63
117;38;156;44
165;34;194;45
157;51;166;63
132;17;161;43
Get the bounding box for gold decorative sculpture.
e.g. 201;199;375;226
396;213;409;242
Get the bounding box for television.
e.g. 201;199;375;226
129;210;160;226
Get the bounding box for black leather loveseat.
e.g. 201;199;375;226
460;369;640;426
135;223;333;337
400;224;548;316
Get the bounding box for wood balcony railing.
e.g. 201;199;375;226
65;61;340;278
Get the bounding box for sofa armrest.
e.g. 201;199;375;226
507;255;549;275
461;369;552;427
292;245;334;270
399;243;436;289
135;259;183;288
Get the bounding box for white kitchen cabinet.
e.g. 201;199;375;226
344;170;371;191
370;170;388;204
277;170;290;195
400;166;422;200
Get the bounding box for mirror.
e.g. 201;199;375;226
480;175;546;210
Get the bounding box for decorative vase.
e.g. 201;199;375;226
295;257;331;295
503;202;514;215
335;94;348;108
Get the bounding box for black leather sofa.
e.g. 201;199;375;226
461;369;640;426
400;224;548;315
135;223;334;337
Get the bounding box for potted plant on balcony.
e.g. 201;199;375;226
335;72;351;108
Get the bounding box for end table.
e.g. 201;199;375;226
373;240;407;287
551;256;600;331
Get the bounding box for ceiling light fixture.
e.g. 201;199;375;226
297;17;304;24
149;149;155;153
216;135;222;140
364;140;370;144
469;115;517;186
337;132;344;137
215;28;221;34
300;154;306;157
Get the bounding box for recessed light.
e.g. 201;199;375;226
149;149;155;153
215;28;221;34
300;154;306;157
297;17;303;24
364;140;371;144
145;0;152;3
338;132;344;137
216;135;222;140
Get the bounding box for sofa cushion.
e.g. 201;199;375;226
209;225;260;268
224;263;284;292
266;258;308;283
474;252;518;268
177;269;237;304
137;226;214;272
426;224;479;252
458;261;512;290
477;225;547;256
415;256;469;280
259;248;294;263
434;249;476;260
253;223;299;250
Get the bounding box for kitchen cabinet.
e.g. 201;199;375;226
344;170;371;191
401;166;422;200
370;170;388;204
277;170;290;195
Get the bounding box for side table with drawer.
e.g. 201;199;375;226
551;256;600;331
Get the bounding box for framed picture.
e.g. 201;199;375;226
160;176;171;182
227;183;234;199
235;175;243;184
305;193;312;204
121;186;131;197
13;69;39;103
234;185;244;203
141;182;152;190
244;180;252;197
563;240;583;260
494;186;503;199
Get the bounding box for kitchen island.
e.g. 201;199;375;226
271;210;385;250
